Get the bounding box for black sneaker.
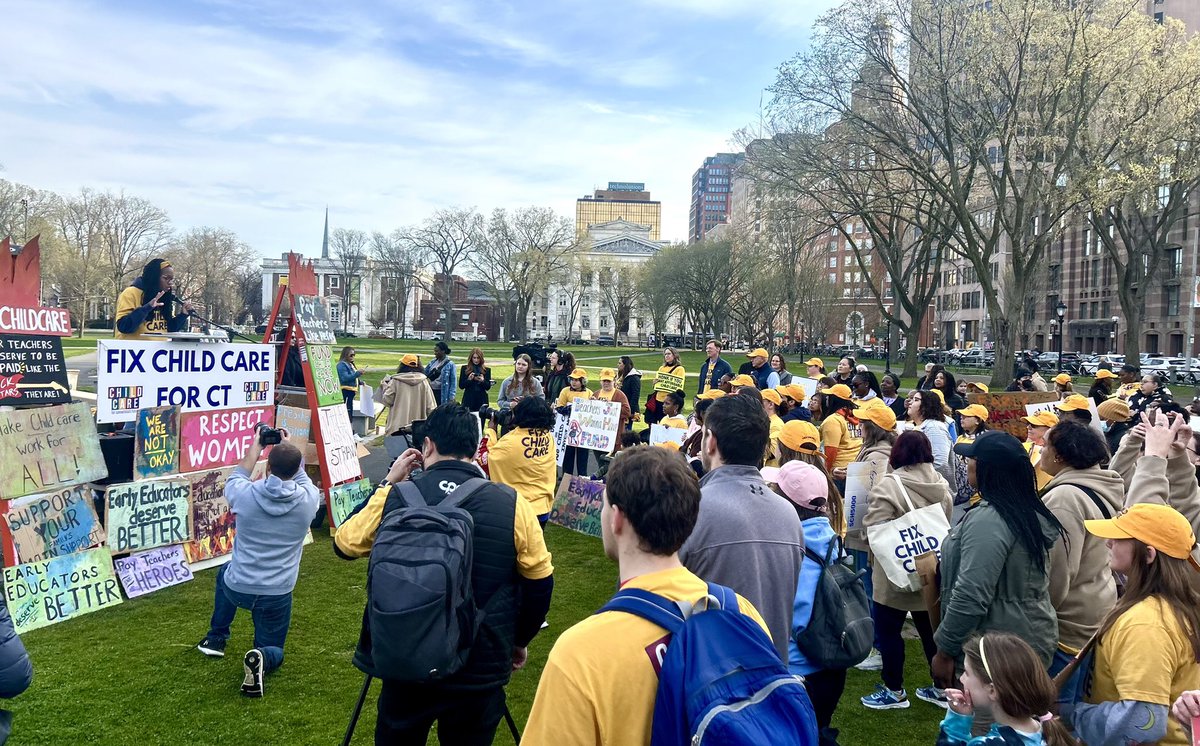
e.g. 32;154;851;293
241;649;264;698
197;636;226;658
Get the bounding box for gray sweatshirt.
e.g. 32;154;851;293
679;464;805;660
223;465;321;596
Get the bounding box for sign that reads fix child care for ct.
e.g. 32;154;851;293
96;340;275;423
105;479;192;554
178;406;274;473
0;401;108;500
3;547;123;634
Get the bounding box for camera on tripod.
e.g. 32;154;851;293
255;422;284;447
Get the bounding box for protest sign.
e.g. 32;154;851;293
276;404;318;462
0;401;107;500
791;377;818;401
548;475;604;537
106;479;192;554
5;485;106;564
653;370;686;394
183;468;235;564
329;478;374;528
133;406;179;480
0;334;70;406
649;424;688;447
565;399;622;453
114;545;194;599
968;391;1058;440
303;344;342;407
316;404;362;484
178;405;273;473
3;547;123;634
1025;399;1103;433
552;412;570;467
96;340;275;423
0;306;71;337
844;460;884;531
292;295;335;345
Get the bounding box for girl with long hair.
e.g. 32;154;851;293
337;346;363;418
819;384;863;480
770;353;794;386
114;257;195;340
616;355;642;425
646;347;685;425
498;353;544;412
543;350;575;403
934;369;966;411
458;347;492;412
556;368;591;476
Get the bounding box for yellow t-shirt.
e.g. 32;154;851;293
820;413;862;469
653;364;686;403
114;285;171;340
522;566;768;746
557;387;590;409
1024;442;1053;491
660;415;688;430
765;413;785;467
1087;596;1200;746
1115;382;1139;401
488;426;558;516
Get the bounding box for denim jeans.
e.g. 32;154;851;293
206;565;292;674
1048;647;1090;709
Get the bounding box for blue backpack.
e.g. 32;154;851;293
600;582;819;746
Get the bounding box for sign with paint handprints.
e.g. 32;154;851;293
3;547;123;634
565;399;621;453
5;484;106;564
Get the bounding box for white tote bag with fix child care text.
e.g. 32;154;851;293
866;473;951;592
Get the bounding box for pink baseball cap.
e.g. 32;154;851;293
760;461;828;512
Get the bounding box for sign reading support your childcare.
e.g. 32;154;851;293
565;399;621;452
303;344;342;407
114;545;194;599
653;371;686;394
0;334;70;406
105;480;192;554
0;401;107;500
96;340;275;423
292;295;335;345
3;547;123;634
134;406;179;480
329;478;373;528
178;406;273;473
316;404;362;484
5;485;106;564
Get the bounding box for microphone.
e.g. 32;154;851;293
162;291;196;315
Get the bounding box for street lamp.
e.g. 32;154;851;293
961;322;969;347
1055;301;1067;374
1110;315;1119;356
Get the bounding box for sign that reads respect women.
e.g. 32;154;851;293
179;406;274;473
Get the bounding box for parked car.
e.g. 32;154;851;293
1079;355;1124;375
958;349;994;368
596;335;616;346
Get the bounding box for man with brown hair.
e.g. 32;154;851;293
697;339;732;395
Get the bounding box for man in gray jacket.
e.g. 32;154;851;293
679;393;805;660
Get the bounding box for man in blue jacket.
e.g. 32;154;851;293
697;339;733;395
196;434;321;698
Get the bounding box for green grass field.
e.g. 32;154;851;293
16;524;943;745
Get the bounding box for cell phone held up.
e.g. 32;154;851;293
255;422;284;447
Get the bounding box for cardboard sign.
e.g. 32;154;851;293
105;479;191;554
114;545;194;599
96;340;275;423
844;460;884;531
5;485;106;564
3;547;123;634
967;391;1058;440
179;405;273;473
649;424;689;447
133;406;179;480
548;475;604;537
0;334;70;405
292;295;335;345
276;405;318;462
0;305;71;337
565;399;622;453
552;412;570;467
316;404;362;485
0;401;108;500
653;371;686;394
304;344;342;407
1025;399;1103;434
329;478;374;528
182;468;236;564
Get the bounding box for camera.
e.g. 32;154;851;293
256;422;283;447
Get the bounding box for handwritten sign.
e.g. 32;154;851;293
183;468;235;564
649;424;689;447
304;344;343;407
106;479;192;554
0;334;70;405
1025;399;1103;434
548;475;605;537
5;485;106;564
654;371;686;394
276;404;318;462
844;460;884;531
329;478;374;528
179;405;273;473
565;399;622;453
96;340;275;423
968;391;1058;440
0;401;107;500
316;404;362;484
292;295;335;345
3;547;123;634
114;545;194;599
134;406;179;480
552;412;570;467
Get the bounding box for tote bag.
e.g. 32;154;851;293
866;473;951;592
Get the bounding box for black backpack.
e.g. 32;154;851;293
794;538;874;670
357;478;486;682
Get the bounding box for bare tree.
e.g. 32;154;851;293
330;228;368;331
596;263;640;340
401;208;483;338
373;229;425;339
636;256;675;342
97;192;172;300
167;227;258;325
51;188;110;336
554;255;590;342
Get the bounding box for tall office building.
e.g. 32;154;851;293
1146;0;1199;30
575;182;661;241
689;153;743;243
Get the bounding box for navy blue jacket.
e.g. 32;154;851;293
697;357;733;394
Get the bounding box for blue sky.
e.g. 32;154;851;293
0;0;839;254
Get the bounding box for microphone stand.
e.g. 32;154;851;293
179;305;262;344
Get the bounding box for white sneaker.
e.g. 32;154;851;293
854;650;883;671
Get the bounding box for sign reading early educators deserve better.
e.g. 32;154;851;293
178;406;273;473
3;547;124;634
565;399;622;453
316;404;362;484
0;401;108;500
329;478;374;528
114;545;194;599
653;370;686;394
134;406;179;480
106;479;192;554
5;485;107;564
303;344;342;407
96;340;275;423
292;295;335;345
0;334;70;406
548;475;604;538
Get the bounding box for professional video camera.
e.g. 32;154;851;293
512;341;557;371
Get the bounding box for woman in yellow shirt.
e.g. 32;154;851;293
761;388;786;466
556;368;592;476
488;397;559;526
817;383;862;477
114;258;195;339
647;348;685;425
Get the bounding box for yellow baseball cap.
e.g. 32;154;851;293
1097;398;1132;422
804;357;824;368
1053;373;1072;386
569;368;588;380
599;368;616;381
782;383;808;402
819;383;853;399
957;404;990;420
656;440;681;451
400;353;420;368
747;348;769;359
730;374;756;388
965;381;989;393
779;420;821;452
1056;394;1091;412
1095;369;1119;380
854;403;896;431
1086;504;1200;572
1022;410;1059;428
762;389;783;406
697;389;726;400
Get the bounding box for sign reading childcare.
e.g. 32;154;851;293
0;401;107;500
114;545;194;599
5;485;106;564
3;547;123;634
96;340;275;423
106;479;192;553
0;334;70;406
179;406;273;473
565;399;622;453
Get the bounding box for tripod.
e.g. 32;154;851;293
342;674;522;745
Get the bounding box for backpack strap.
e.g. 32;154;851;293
598;588;686;634
705;582;740;614
1059;483;1112;520
393;480;427;509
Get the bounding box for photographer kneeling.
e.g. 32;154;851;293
197;425;320;698
334;402;554;744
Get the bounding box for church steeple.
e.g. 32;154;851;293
321;207;330;260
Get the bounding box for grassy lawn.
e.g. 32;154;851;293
15;524;943;745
